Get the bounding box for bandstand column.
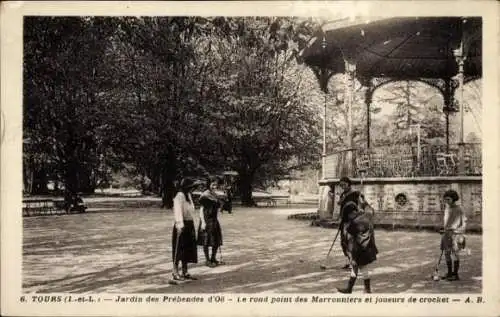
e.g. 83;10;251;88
364;81;374;150
322;92;327;179
344;59;356;176
312;63;334;179
454;44;467;174
319;36;330;180
445;111;450;151
344;60;356;149
443;78;456;152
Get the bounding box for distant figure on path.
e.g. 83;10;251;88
64;192;86;213
337;190;378;293
171;178;198;281
141;175;152;195
197;179;224;267
222;183;233;214
440;189;467;281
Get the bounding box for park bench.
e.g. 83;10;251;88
269;195;291;206
22;198;86;217
253;192;291;207
22;199;59;217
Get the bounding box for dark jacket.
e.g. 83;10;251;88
199;190;221;223
338;190;359;256
338;190;359;224
341;191;378;266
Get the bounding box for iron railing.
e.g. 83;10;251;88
324;143;481;179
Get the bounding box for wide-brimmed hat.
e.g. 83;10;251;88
339;176;352;185
179;178;195;190
180;178;205;190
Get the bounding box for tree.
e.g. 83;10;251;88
466;131;480;143
463;79;482;136
98;17;216;207
371;80;447;146
314;74;382;152
24;17;116;194
23;16;322;207
190;17;321;205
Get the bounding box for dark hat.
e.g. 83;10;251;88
443;189;459;202
206;176;220;185
339;177;352;185
179;178;196;190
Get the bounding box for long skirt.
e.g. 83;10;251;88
171;220;198;264
197;220;223;247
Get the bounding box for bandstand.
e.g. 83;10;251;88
299;17;482;231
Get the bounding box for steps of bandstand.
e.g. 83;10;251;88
287;212;319;221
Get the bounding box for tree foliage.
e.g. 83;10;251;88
185;17;321;205
23;16;321;206
371;80;448;146
24;17;116;194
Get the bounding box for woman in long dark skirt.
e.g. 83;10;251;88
197;180;223;267
171;178;198;281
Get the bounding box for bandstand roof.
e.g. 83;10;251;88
300;16;482;80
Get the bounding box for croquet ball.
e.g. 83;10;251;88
299;259;304;263
432;275;440;281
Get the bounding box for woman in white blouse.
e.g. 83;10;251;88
171;178;198;281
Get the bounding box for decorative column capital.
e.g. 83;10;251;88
449;77;460;89
364;87;373;104
453;45;467;72
344;59;356;74
311;66;335;93
453;43;466;145
357;75;372;88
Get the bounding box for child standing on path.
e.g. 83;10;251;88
440;189;467;281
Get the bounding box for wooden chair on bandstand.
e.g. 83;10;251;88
356;153;371;177
399;155;415;177
436;152;457;176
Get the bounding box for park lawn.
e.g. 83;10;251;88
23;207;481;294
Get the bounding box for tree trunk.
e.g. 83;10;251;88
32;167;49;195
78;167;96;194
23;158;34;194
161;148;177;209
150;166;161;195
64;98;79;195
238;171;256;207
65;159;79;195
161;179;176;209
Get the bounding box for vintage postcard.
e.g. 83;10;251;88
1;1;499;316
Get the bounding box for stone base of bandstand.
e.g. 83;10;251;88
314;176;482;233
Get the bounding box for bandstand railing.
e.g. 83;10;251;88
323;143;481;179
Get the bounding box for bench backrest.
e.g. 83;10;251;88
23;199;55;209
